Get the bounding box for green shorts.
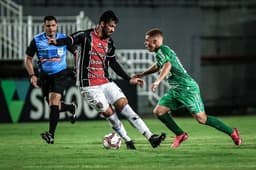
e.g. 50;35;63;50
158;86;205;114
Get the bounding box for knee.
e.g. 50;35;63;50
102;106;114;117
153;108;161;117
49;93;61;106
114;98;128;112
193;112;207;124
195;115;207;124
153;106;170;117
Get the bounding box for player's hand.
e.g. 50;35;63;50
30;75;39;88
129;77;144;87
151;81;160;92
48;38;57;45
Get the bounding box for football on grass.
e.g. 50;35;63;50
103;132;122;149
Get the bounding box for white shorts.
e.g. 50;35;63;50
80;82;126;112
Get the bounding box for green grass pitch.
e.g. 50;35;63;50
1;115;256;170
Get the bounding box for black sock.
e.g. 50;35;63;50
60;102;73;112
49;105;59;138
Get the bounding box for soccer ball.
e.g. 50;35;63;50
103;132;122;149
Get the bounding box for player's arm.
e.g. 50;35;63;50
67;30;91;70
134;63;160;78
69;46;79;78
73;49;78;71
109;57;144;87
151;61;171;92
67;44;78;69
49;35;73;46
108;39;144;87
24;39;39;88
49;30;86;46
109;57;131;81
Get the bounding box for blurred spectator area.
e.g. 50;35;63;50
2;0;256;114
11;0;256;8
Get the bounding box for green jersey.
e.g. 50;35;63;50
156;45;198;90
155;45;204;114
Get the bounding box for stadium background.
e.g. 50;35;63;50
1;0;256;123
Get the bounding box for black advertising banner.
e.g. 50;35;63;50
0;79;137;123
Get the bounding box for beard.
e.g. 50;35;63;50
101;28;111;39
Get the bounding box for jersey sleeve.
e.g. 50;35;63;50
107;39;130;81
156;46;173;68
25;39;37;57
67;44;78;54
70;29;91;45
107;38;115;57
109;56;131;81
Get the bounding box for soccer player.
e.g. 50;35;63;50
134;28;242;148
24;16;77;144
49;10;166;149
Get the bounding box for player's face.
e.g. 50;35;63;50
44;20;57;38
101;20;117;38
144;35;157;52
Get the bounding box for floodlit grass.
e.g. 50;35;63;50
0;116;256;170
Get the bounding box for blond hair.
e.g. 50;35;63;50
146;28;163;38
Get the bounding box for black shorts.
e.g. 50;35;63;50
39;69;68;99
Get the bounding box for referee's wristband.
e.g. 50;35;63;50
29;74;35;78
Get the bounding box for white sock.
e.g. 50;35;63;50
106;113;131;142
120;105;153;139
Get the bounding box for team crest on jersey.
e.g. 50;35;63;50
57;47;64;56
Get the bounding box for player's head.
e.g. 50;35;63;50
144;28;164;52
43;16;58;38
98;10;119;38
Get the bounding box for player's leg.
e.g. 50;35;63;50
102;106;135;149
60;101;76;113
193;112;242;145
156;91;186;136
48;92;62;138
114;97;152;138
114;97;166;148
186;91;242;146
106;82;165;148
57;70;77;123
60;101;77;124
119;102;166;148
81;85;135;149
154;106;184;135
155;90;190;148
40;76;55;144
105;82;153;138
103;107;137;150
153;105;188;148
40;92;61;144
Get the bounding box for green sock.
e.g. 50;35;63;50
158;113;184;135
205;115;233;135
